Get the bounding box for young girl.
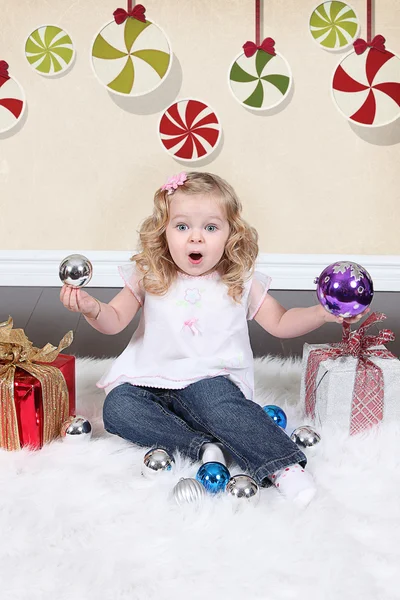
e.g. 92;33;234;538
60;172;367;506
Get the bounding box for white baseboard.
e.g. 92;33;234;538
0;250;399;291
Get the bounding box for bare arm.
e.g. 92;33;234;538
60;284;141;335
84;286;141;334
254;292;369;338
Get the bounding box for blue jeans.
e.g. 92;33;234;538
103;375;307;486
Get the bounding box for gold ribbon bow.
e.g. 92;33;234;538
0;317;73;450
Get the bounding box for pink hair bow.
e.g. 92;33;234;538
161;172;187;195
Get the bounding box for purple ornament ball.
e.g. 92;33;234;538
314;261;374;318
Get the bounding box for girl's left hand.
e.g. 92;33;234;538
322;306;371;325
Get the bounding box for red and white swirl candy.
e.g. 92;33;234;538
332;37;400;127
159;99;222;161
0;61;25;134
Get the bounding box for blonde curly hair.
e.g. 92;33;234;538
131;172;259;302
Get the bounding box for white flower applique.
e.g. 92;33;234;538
176;288;205;308
185;288;201;304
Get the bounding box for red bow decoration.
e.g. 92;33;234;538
0;60;10;88
113;4;146;25
304;312;397;435
353;34;386;55
243;37;276;58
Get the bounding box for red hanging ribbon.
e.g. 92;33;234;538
255;0;261;46
0;60;10;88
243;37;276;58
353;34;386;55
304;312;397;435
367;0;372;42
243;0;276;58
353;0;386;56
113;4;146;25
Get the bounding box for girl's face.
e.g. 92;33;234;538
165;191;230;276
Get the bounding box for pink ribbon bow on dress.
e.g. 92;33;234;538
183;318;201;336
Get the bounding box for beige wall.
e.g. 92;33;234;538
1;0;399;253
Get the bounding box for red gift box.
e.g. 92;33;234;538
0;317;75;450
13;354;75;449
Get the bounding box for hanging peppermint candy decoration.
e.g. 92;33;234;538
25;25;75;76
91;3;172;96
332;0;400;127
0;61;25;134
158;99;222;161
309;2;359;51
228;0;292;110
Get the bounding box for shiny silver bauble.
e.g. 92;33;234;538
172;477;206;506
59;254;93;287
290;425;321;448
226;474;260;508
142;448;174;477
60;415;92;443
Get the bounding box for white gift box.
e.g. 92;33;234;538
299;342;400;434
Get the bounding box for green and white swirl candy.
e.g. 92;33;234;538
25;26;75;76
229;50;292;111
91;18;172;96
309;2;359;50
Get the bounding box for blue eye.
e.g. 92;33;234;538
206;225;217;232
176;224;188;231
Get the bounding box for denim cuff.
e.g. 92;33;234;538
188;435;214;463
253;449;307;487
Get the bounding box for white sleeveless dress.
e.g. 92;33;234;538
96;265;271;400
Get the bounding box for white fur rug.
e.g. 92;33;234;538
1;356;399;600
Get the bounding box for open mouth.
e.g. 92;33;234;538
188;253;203;265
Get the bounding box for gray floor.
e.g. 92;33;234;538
1;287;399;359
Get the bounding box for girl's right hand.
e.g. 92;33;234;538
60;284;100;319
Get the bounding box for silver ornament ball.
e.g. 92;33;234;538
226;474;260;508
290;425;321;448
142;448;174;477
59;254;93;288
173;477;206;506
60;415;92;443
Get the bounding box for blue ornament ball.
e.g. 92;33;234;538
263;405;287;429
196;461;231;495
